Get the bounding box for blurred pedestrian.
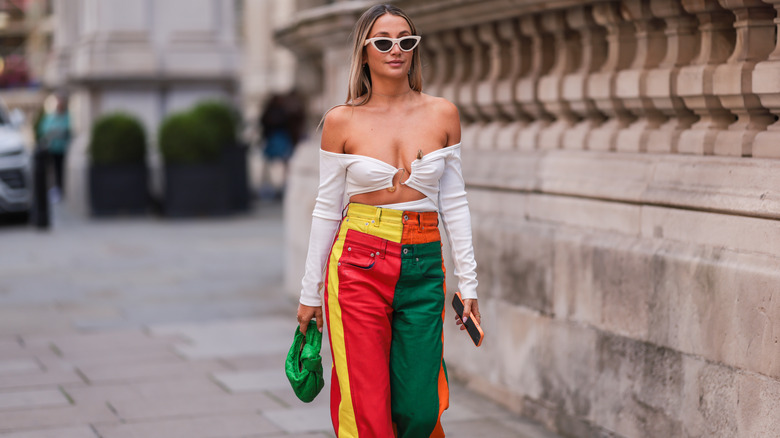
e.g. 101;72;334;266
37;94;71;203
296;4;480;437
259;90;305;199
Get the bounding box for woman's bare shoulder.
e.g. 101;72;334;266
420;94;459;118
321;105;354;153
420;94;460;145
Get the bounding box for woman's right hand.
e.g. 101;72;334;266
297;303;323;336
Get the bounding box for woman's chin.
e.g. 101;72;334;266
375;69;409;81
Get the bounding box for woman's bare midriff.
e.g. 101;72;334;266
349;178;426;206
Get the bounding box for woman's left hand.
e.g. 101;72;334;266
455;299;480;330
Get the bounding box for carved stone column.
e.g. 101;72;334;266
587;1;638;151
422;31;451;102
494;18;532;150
458;26;491;148
752;0;780;158
472;23;508;148
561;5;608;150
645;0;699;153
677;0;736;155
538;10;582;149
439;29;468;119
614;0;668;153
712;0;776;156
516;14;555;150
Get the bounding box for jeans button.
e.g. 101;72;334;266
403;215;409;221
403;248;409;254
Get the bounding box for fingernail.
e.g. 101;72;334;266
463;317;468;324
318;327;323;333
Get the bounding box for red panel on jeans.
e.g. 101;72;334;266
337;229;402;437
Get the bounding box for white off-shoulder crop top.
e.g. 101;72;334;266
313;145;455;215
299;143;478;306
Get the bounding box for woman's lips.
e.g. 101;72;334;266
388;60;404;67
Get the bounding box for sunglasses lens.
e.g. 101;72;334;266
399;38;418;51
374;39;393;52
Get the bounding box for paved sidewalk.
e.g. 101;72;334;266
0;202;560;438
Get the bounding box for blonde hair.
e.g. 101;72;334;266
345;4;422;105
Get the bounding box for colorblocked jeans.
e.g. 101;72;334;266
324;203;448;438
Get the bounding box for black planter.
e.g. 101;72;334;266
221;143;250;212
89;163;150;216
164;163;230;217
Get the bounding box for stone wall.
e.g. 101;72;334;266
277;1;780;436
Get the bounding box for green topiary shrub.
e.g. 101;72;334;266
191;100;238;146
88;112;147;165
158;111;221;164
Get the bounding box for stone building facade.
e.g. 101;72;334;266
278;0;780;437
45;0;241;214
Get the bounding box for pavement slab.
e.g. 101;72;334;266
263;406;333;434
0;426;98;438
212;370;291;393
0;369;84;391
76;358;229;384
0;389;70;411
148;317;293;359
0;359;41;375
0;402;118;433
94;413;282;438
61;379;225;404
108;392;285;421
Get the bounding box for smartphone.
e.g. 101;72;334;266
451;292;484;347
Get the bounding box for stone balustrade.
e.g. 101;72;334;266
384;0;780;221
407;0;778;159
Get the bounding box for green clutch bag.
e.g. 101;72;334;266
285;320;324;403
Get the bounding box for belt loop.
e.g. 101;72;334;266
417;213;423;232
380;239;388;258
373;207;382;227
342;203;350;218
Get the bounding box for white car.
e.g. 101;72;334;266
0;101;33;219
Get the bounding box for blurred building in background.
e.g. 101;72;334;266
240;0;297;145
0;0;304;214
42;0;243;214
278;1;780;437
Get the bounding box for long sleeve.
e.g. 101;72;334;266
438;147;478;300
299;151;347;306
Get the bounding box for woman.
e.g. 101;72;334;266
296;4;480;437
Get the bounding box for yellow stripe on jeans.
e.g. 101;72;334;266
327;222;358;437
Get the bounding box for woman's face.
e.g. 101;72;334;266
363;13;414;81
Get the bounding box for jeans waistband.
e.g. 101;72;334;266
344;202;438;229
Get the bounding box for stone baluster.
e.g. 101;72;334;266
587;1;638;151
561;4;608;150
537;10;583;149
614;0;668;153
439;29;469;122
711;0;776;156
516;14;556;150
458;26;491;148
422;31;450;101
474;22;514;149
494;18;532;150
677;0;736;155
752;0;780;158
645;0;699;153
